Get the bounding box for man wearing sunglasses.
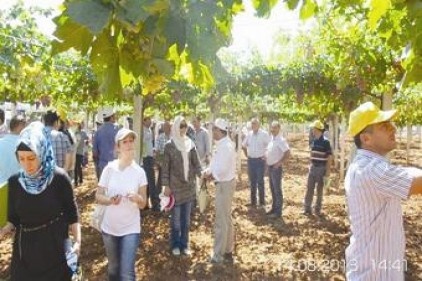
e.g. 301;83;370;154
344;102;422;281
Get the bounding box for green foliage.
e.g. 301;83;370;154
52;0;244;98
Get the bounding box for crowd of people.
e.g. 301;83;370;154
0;102;421;281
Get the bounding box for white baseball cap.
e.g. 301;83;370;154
115;128;137;143
213;118;228;131
99;107;115;120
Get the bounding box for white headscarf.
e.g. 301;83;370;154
171;116;194;180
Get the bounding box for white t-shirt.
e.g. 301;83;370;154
99;160;147;236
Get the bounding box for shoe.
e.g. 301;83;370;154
246;203;257;208
303;210;312;216
209;255;224;264
314;210;322;216
172;248;180;256
182;248;191;256
224;253;234;264
266;209;274;215
268;213;281;219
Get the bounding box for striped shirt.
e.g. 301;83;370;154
242;129;270;158
50;129;72;169
310;135;331;165
345;149;414;281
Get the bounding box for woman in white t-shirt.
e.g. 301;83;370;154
95;128;147;281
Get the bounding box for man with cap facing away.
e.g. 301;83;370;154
93;107;119;180
303;120;332;216
203;118;237;264
344;101;422;281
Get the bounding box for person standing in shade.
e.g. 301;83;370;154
203;118;237;264
142;116;159;211
242;118;270;207
0;108;7;138
192;116;211;168
162;116;202;256
0;121;81;281
265;121;290;219
0;115;26;185
155;121;171;196
95;128;147;281
344;102;422;281
93;108;118;180
74;122;89;187
303;120;332;216
43;111;72;173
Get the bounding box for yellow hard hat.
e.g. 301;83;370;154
348;102;397;136
310;120;324;130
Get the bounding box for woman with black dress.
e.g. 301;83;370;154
0;121;81;281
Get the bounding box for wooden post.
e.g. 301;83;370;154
133;95;142;164
406;124;411;165
237;117;242;181
339;118;346;181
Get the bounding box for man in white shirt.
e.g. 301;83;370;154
142;116;159;211
203;118;236;264
242;118;270;207
345;102;422;281
265;121;290;219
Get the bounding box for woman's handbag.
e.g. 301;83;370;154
197;180;210;214
90;187;107;232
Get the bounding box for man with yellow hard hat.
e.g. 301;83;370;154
303;120;332;216
344;101;422;281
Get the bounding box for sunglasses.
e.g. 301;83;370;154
179;123;187;129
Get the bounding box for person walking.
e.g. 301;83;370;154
265;121;290;219
203;118;237;264
161;116;202;256
344;101;422;281
0;121;81;281
155;121;171;197
303;120;332;216
242;118;270;207
93;107;118;180
142;116;159;211
74;122;89;186
95;128;148;281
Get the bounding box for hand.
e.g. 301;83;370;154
110;195;122;205
163;186;171;196
127;192;143;204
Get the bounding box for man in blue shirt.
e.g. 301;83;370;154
0;115;26;184
93;108;119;180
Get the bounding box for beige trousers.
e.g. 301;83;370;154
213;179;235;260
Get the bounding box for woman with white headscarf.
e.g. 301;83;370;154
0;121;80;281
162;116;202;256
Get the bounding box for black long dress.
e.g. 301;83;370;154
7;168;79;281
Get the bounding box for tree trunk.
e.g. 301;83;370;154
339;118;346;181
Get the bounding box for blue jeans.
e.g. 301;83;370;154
102;232;140;281
247;157;266;205
268;166;283;215
170;201;192;251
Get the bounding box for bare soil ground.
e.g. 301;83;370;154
1;137;421;281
